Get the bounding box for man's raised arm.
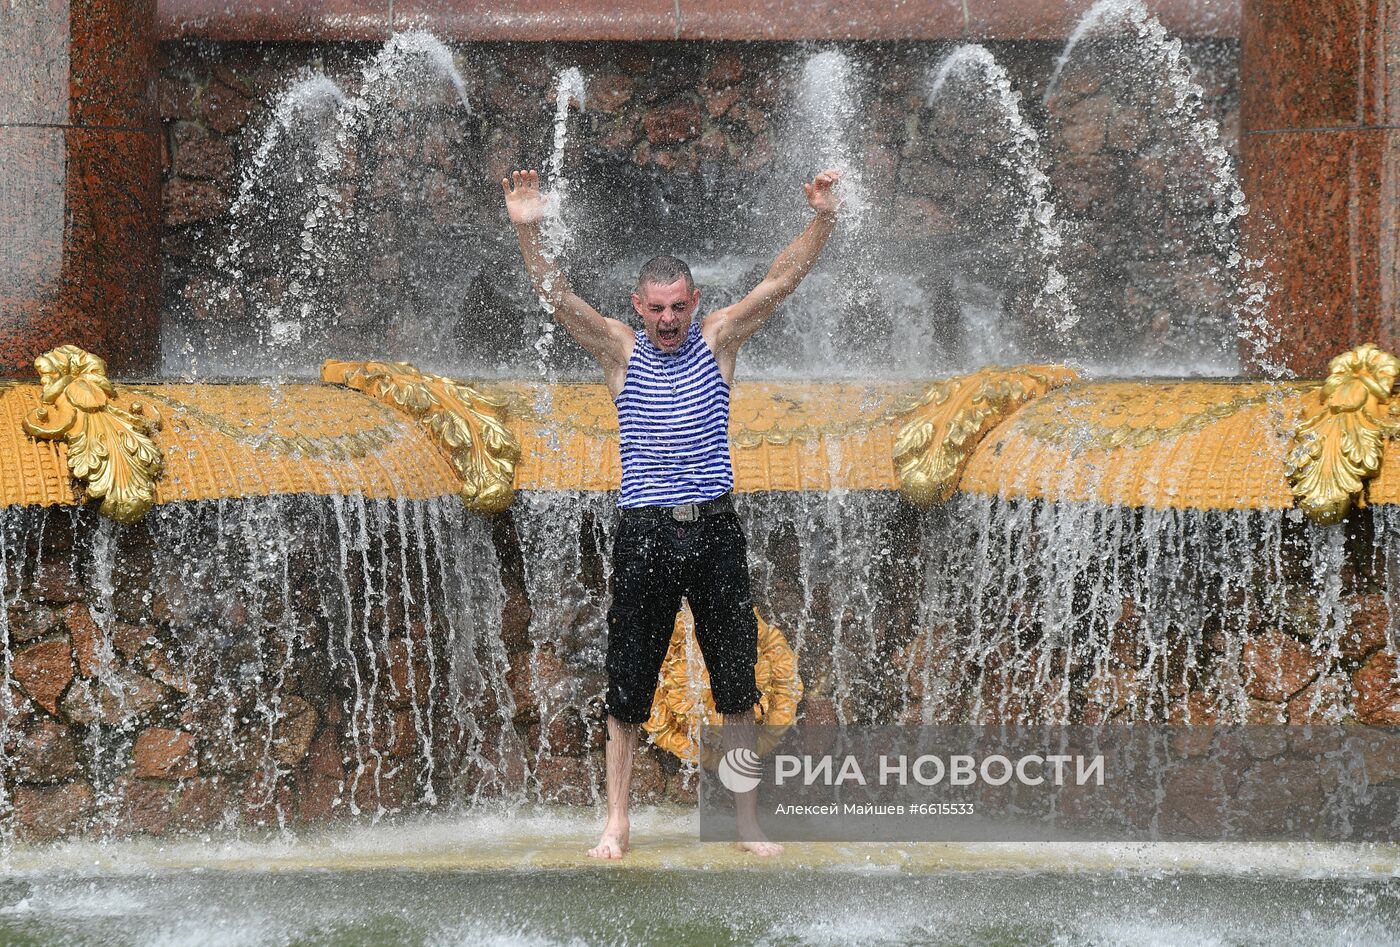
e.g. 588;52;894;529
502;170;632;371
708;169;843;354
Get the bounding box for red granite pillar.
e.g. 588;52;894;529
1241;1;1400;376
0;0;160;378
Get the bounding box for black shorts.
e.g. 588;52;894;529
605;503;762;724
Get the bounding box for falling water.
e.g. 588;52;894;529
510;492;616;802
1045;0;1266;374
737;493;919;725
0;497;513;843
533;67;587;383
77;519;130;834
909;495;1388;725
929;45;1076;342
791;51;866;229
0;509;42;844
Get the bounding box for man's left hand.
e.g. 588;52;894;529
804;169;843;215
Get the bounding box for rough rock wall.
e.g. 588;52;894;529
3;490;1398;843
156;39;1240;376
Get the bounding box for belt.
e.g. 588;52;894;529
621;493;734;523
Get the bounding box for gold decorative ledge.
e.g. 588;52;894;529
950;344;1400;524
1288;343;1399;525
21;346;164;524
2;380;463;513
959;380;1310;510
10;346;1400;525
322;360;521;514
893;365;1080;507
644;606;803;764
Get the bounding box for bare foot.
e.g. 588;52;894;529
587;820;630;860
735;823;783;857
734;838;784;857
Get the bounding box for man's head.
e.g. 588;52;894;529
632;255;699;353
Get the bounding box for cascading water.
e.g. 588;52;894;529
510;492;616;803
0;496;515;843
167;33;475;381
1044;0;1269;375
738;493;920;726
908;495;1392;726
925;44;1076;362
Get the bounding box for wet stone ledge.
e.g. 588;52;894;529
154;0;1241;42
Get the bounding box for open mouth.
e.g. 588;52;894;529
658;327;682;346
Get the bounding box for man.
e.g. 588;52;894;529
502;166;842;859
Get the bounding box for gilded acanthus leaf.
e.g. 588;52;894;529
644;607;803;766
323;359;521;513
893;365;1080;506
22;345;164;524
1288;343;1400;525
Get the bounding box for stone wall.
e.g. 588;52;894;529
155;37;1240;377
0;500;481;841
2;490;1397;842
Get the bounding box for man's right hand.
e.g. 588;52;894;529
501;167;634;391
502;169;548;226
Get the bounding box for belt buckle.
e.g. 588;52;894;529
671;503;699;522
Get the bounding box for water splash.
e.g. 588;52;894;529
741;50;906;376
163;75;346;380
534;67;587;382
1045;0;1270;374
792;51;866;228
929;44;1077;339
168;33;474;381
542;66;585;257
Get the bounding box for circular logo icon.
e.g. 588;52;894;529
717;747;763;793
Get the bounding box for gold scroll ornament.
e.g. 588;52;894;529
1288;343;1400;525
644;607;803;765
22;345;164;524
322;360;521;514
894;364;1080;506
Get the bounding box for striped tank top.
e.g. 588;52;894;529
615;322;733;508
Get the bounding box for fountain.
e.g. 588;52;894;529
1;0;1399;939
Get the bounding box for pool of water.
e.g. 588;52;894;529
1;809;1396;946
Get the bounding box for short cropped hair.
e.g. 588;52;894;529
635;255;694;293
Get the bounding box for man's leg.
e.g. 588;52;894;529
719;708;783;856
594;516;678;859
588;714;638;859
685;509;781;856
